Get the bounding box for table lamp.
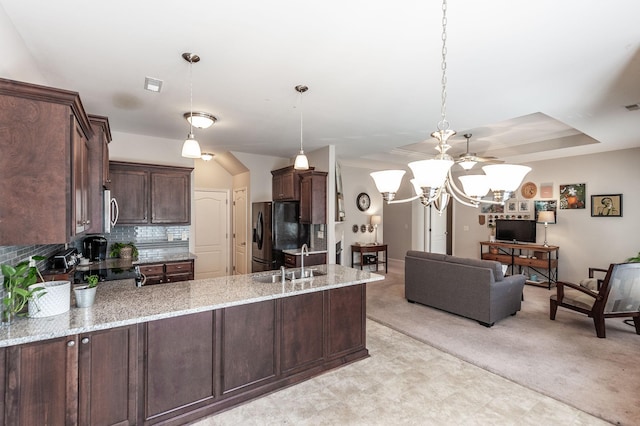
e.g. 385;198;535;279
537;211;555;247
371;215;382;244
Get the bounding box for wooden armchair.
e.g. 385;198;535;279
550;263;640;338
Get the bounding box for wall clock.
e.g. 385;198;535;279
521;182;537;199
356;192;371;211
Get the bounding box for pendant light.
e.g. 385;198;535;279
294;85;309;170
181;52;202;159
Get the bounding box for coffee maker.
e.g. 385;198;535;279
83;235;108;261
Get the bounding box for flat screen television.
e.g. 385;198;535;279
495;220;536;244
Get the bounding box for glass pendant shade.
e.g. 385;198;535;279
370;170;406;194
294;151;309;170
458;159;477;170
408;159;454;189
182;133;202;158
458;175;490;197
482;164;532;191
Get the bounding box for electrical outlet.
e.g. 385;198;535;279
318;231;324;239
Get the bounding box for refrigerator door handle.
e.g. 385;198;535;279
256;211;264;250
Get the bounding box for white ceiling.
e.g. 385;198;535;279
1;0;639;169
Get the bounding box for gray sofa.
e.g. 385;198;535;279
405;251;526;326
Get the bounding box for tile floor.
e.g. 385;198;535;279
191;319;609;425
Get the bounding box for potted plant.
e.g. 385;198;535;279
627;252;640;263
73;274;99;308
1;256;47;324
109;242;138;260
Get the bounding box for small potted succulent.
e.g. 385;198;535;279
73;274;99;308
627;252;640;263
109;242;138;260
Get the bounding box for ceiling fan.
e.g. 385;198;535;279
456;133;501;170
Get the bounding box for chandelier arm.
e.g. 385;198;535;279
444;180;480;208
446;170;504;206
387;194;422;204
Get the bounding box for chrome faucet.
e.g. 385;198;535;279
300;244;310;278
280;265;286;284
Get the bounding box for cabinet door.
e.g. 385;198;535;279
327;284;366;358
300;172;327;224
6;336;78;425
281;292;324;373
151;171;190;224
143;311;215;421
271;167;301;201
221;300;276;394
110;166;149;224
78;325;137;426
72;117;90;235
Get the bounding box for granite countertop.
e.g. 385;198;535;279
0;264;383;347
283;248;328;255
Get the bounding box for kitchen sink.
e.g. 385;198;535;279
253;269;326;283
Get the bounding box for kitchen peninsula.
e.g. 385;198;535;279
0;265;383;425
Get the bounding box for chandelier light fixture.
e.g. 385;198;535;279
200;152;214;161
293;85;310;170
370;0;531;212
181;52;203;159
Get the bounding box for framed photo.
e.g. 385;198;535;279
506;199;518;213
559;183;586;209
540;182;553;198
591;194;622;217
535;200;557;223
518;200;530;213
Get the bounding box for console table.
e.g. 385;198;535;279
480;241;559;289
351;244;387;273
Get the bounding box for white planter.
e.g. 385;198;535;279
28;280;71;318
73;286;97;308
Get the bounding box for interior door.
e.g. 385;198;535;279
428;204;449;254
233;187;248;275
194;190;229;278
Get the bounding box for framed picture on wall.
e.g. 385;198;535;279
518;200;530;213
506;200;518;213
535;200;557;223
591;194;622;217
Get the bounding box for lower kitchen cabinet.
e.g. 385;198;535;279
4;325;137;426
139;259;194;285
141;311;215;422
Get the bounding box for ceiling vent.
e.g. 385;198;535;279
624;103;639;111
144;77;163;93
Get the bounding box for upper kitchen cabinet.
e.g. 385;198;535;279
110;161;193;225
271;165;313;201
87;115;112;233
299;171;327;224
0;78;95;245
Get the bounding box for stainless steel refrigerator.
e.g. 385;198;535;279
252;201;308;272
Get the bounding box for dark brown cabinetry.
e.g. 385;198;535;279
0;78;95;244
141;311;215;422
300;171;327;224
139;259;194;285
271;165;312;201
87;115;112;233
284;252;327;268
4;325;137;426
109;161;193;225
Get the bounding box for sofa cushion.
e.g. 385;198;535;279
443;255;504;281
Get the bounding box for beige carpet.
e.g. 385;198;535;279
366;267;640;426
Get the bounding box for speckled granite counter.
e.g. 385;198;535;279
0;264;383;347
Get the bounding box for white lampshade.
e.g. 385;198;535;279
481;164;532;191
458;175;490;197
370;215;382;226
537;210;555;224
370;170;406;194
294;151;309;170
410;178;422;196
409;159;454;188
181;133;202;158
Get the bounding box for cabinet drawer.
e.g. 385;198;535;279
165;273;192;283
284;254;297;268
165;262;193;275
140;264;164;275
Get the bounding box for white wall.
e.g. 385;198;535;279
231;152;290;202
454;147;640;283
339;164;385;265
110;131;194;168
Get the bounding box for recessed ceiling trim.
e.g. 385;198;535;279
144;77;163;93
